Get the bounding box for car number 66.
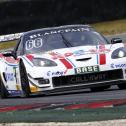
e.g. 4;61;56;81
25;38;43;50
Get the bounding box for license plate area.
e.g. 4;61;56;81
52;69;123;87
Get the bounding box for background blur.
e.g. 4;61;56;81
0;0;126;34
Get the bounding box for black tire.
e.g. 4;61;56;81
0;77;8;99
90;85;111;92
118;84;126;89
20;60;31;97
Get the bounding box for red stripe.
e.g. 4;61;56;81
99;44;106;65
0;54;3;58
59;59;73;69
65;99;126;110
26;54;34;61
0;104;50;112
99;54;106;65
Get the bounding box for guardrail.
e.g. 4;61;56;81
0;33;23;42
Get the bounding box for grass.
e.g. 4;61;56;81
0;19;126;50
0;40;17;50
91;19;126;35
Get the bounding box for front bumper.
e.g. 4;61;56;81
52;69;123;87
29;69;126;94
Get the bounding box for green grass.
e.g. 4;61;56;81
0;19;126;50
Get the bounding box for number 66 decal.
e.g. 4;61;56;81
26;38;43;50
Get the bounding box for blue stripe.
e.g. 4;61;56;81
96;45;99;65
8;90;22;96
22;57;33;67
5;62;18;67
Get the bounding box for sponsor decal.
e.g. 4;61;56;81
70;73;106;84
90;44;110;54
111;63;126;69
75;65;99;74
29;28;89;39
8;90;22;95
49;50;85;59
49;52;64;60
47;71;64;76
64;52;73;57
5;73;14;81
89;49;110;53
73;50;85;56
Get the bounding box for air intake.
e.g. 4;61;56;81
76;57;91;61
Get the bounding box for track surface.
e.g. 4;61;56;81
0;85;126;106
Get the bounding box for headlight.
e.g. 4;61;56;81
32;58;57;67
111;47;126;59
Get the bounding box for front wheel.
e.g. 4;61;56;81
20;61;31;98
0;78;8;99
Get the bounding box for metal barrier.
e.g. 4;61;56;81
0;33;23;42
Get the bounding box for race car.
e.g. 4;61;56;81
0;24;125;98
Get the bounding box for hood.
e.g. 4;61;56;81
28;43;124;68
29;44;111;67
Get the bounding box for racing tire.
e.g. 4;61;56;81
0;78;8;99
20;60;31;98
90;85;111;92
118;84;126;89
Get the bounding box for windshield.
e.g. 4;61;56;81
23;28;109;54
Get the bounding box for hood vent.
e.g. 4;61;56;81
76;57;91;61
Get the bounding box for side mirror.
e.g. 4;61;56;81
3;51;17;59
111;38;122;44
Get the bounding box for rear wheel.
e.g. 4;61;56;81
90;85;111;92
20;61;31;97
0;78;8;99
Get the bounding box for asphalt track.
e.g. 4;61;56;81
0;33;126;109
0;85;126;106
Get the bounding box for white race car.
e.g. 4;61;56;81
0;25;125;98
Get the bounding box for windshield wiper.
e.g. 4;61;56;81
60;33;73;47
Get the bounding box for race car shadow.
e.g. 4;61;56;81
3;85;121;99
24;85;120;98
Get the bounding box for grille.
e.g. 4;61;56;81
52;69;123;87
